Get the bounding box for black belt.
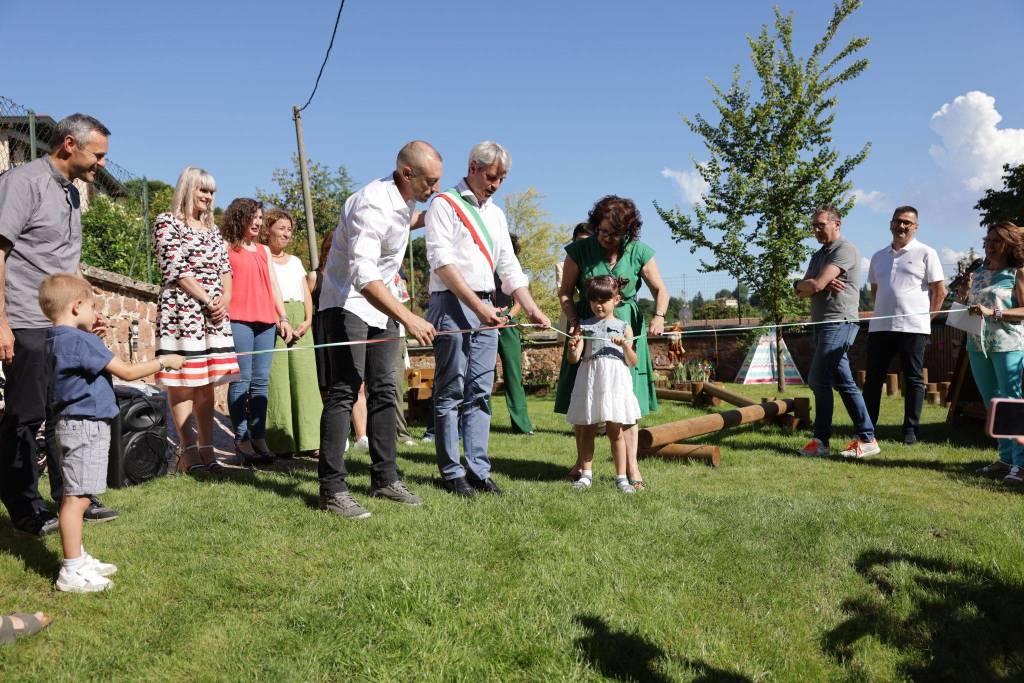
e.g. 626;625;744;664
473;291;493;300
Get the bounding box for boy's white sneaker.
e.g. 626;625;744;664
56;566;113;593
83;553;118;577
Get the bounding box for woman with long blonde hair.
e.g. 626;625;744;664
153;166;239;472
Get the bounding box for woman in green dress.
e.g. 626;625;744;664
555;196;669;489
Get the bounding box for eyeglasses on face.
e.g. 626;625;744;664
891;219;917;227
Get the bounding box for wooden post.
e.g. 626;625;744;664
939;381;951;405
855;370;866;388
794;396;812;428
927;391;941;405
638;399;795;451
922;367;929;385
699;382;757;408
887;373;900;397
639;443;720;467
656;388;694;403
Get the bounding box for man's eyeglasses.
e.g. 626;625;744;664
891;219;916;227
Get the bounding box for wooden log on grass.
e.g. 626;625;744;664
656;388;694;403
638;399;795;451
640;443;720;467
927;391;942;405
699;382;757;408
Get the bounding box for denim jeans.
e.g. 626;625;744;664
967;346;1024;466
317;307;399;494
427;291;498;482
228;321;276;442
809;322;875;445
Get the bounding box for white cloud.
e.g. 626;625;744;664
940;247;966;264
850;189;887;212
661;166;709;205
929;90;1024;192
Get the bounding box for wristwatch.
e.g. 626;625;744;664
993;309;1004;322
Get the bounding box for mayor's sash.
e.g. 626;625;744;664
433;188;495;271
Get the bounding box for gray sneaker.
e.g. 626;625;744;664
319;492;372;519
372;480;423;506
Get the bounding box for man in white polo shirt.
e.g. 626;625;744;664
865;206;946;444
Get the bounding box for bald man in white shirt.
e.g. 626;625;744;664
317;141;441;519
425;141;550;497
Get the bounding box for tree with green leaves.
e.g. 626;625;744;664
81;195;157;284
503;188;570;323
655;0;870;391
256;156;354;269
975;163;1024;227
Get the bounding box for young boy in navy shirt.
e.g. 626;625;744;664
39;274;183;593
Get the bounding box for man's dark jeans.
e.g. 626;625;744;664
0;328;63;522
809;322;875;446
863;331;929;437
317;308;399;495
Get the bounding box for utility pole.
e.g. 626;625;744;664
292;105;319;270
142;178;152;283
27;109;37;160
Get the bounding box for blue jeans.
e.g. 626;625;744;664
967;345;1024;466
427;291;498;481
229;321;276;442
809;322;875;445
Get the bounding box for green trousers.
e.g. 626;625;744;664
497;324;534;434
265;301;323;453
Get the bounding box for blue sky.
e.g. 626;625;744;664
4;0;1023;297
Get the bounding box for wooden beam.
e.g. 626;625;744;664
638;399;795;451
640;443;720;467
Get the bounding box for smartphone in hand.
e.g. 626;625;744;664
987;398;1024;439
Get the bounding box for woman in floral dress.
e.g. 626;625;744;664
154;166;239;472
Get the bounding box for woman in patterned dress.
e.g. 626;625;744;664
154;166;239;472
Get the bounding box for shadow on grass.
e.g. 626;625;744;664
823;549;1024;680
573;614;751;682
574;614;671;682
0;522;60;579
397;448;568;482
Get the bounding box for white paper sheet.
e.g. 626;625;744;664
945;302;984;336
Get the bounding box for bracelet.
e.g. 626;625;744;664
653;313;666;318
157;357;165;371
279;316;290;325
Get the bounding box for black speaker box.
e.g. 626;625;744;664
107;386;168;488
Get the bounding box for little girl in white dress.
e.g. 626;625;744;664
566;276;642;492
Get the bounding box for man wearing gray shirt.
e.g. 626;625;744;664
0;113;116;536
794;205;879;459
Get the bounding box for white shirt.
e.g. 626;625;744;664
271;254;308;302
319;175;414;329
868;238;944;334
425;180;529;296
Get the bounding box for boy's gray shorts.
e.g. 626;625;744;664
55;418;111;496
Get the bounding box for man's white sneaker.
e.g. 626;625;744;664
799;438;829;457
840;439;881;459
83;553;118;577
56;566;113;593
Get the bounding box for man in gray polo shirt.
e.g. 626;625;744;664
0;113;116;536
794;205;880;459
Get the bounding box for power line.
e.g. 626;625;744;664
298;0;346;113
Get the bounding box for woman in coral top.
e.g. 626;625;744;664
219;198;292;465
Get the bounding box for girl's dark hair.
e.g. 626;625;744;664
586;275;629;302
987;221;1024;268
587;195;642;251
220;197;263;249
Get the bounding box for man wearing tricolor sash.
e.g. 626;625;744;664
425;141;550;496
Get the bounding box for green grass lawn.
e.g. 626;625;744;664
2;385;1023;681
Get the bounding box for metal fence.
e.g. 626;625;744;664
0;95;158;284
